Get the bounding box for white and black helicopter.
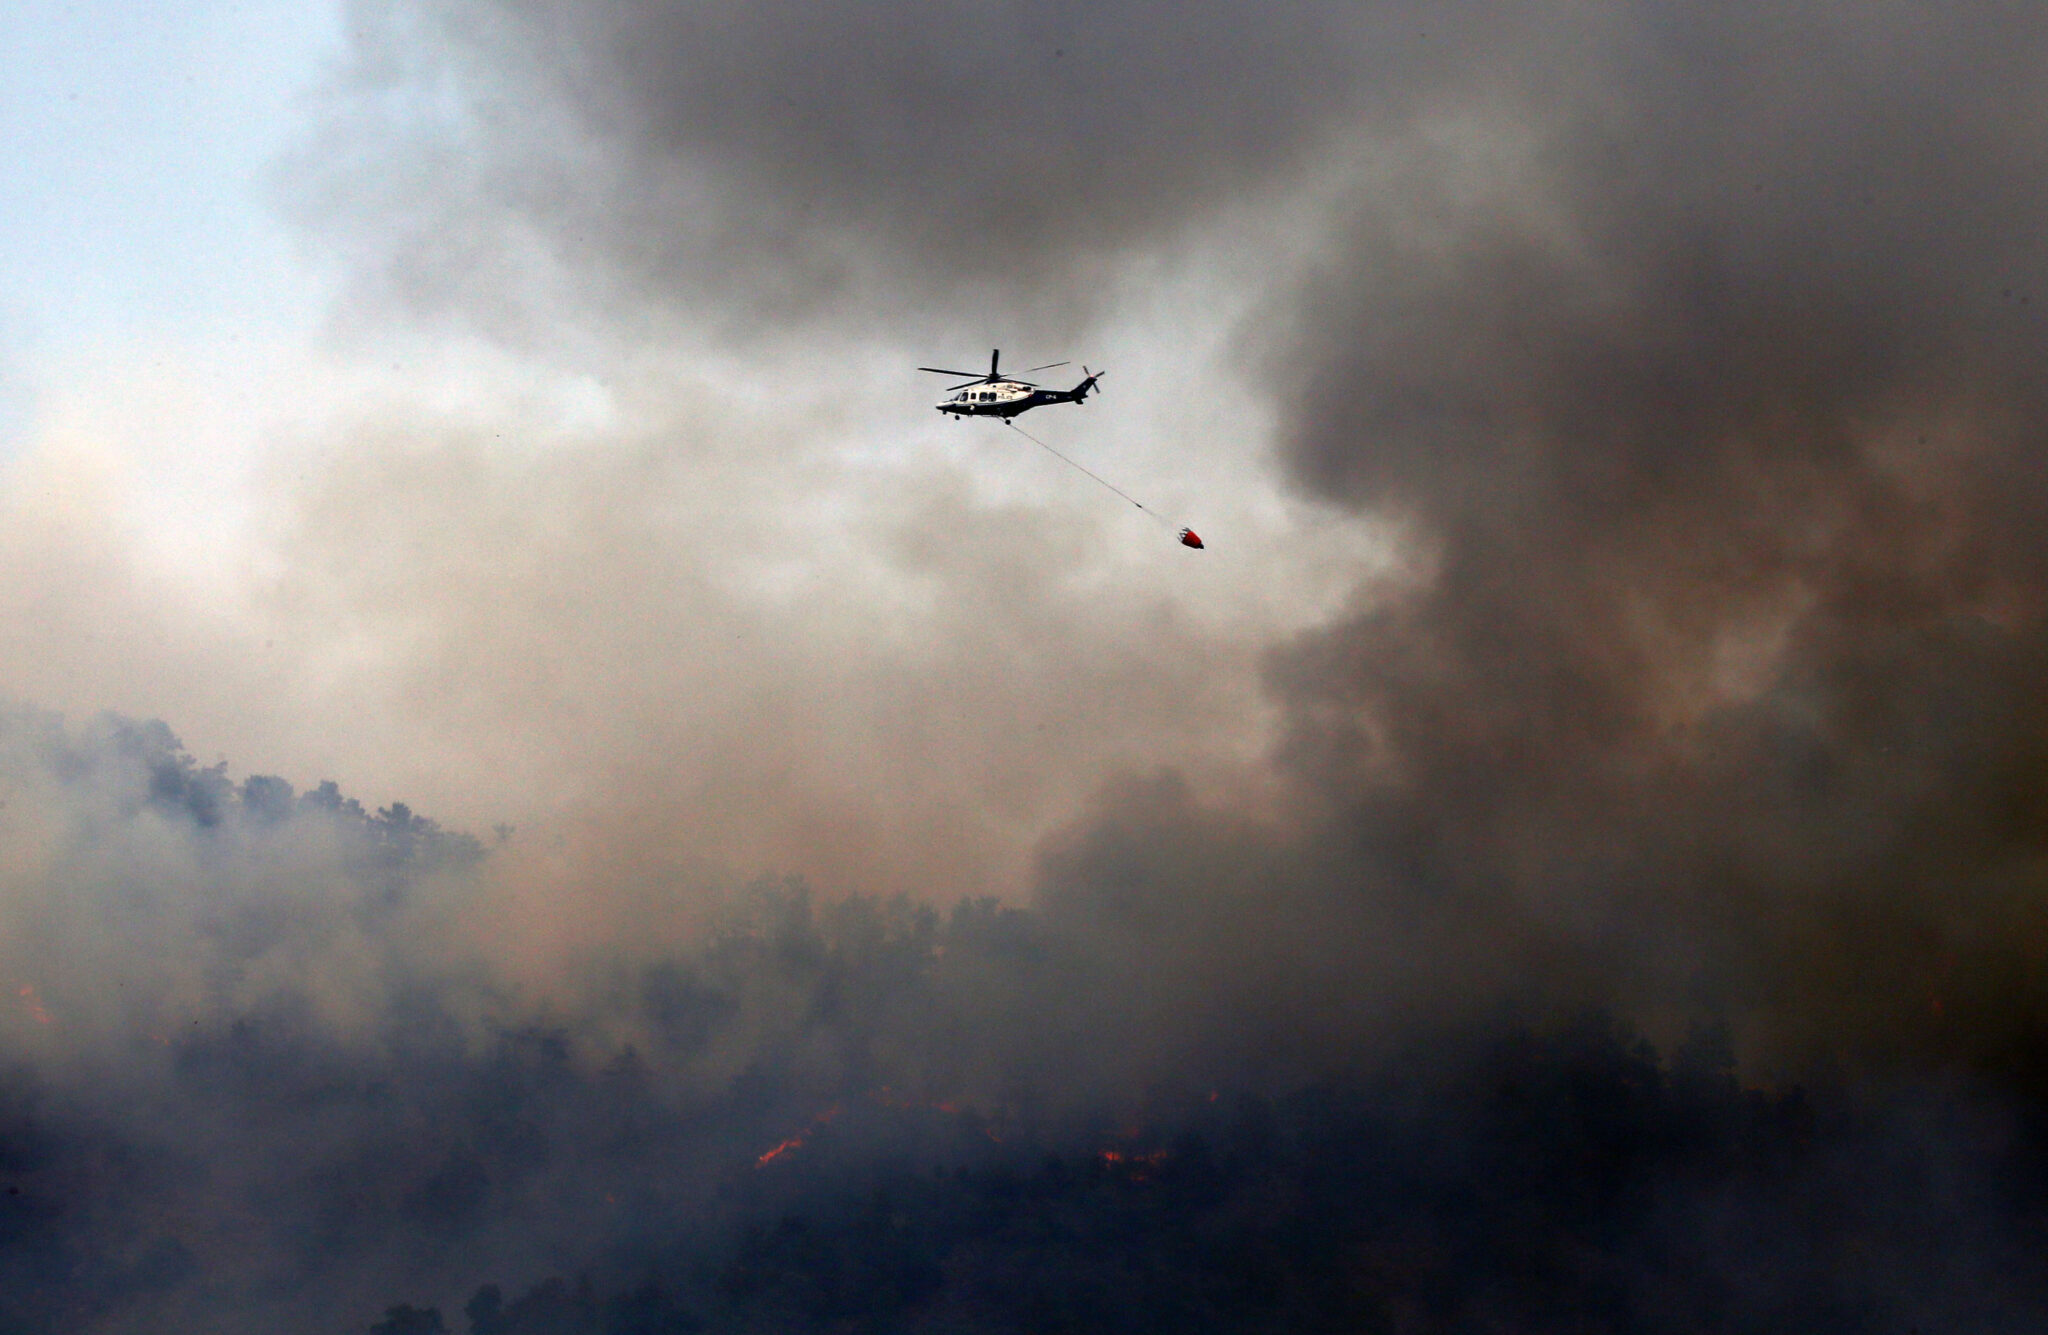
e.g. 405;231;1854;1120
921;349;1103;420
917;349;1203;548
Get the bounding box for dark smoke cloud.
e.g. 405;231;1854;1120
1226;0;2048;1078
507;0;1372;279
12;0;2048;1329
298;0;1423;334
6;712;2047;1334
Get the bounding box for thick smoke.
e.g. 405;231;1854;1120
1245;1;2048;1079
5;713;2046;1333
300;0;2048;1086
7;0;2048;1329
299;0;1401;334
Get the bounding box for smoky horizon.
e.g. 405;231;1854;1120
7;1;2048;1330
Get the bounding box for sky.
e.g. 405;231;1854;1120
7;2;2048;1330
0;2;334;391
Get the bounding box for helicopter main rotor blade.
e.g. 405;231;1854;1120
920;366;985;378
1019;361;1068;375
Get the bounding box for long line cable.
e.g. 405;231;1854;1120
1002;418;1173;528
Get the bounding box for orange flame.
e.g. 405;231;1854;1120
753;1104;845;1168
752;1093;1018;1167
756;1136;806;1167
1099;1148;1170;1182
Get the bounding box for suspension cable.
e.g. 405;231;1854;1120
1002;418;1171;527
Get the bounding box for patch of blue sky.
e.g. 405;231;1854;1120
0;0;345;444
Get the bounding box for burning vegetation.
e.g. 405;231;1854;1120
0;709;2042;1333
355;1011;2029;1334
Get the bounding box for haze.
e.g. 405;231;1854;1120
6;3;2048;1330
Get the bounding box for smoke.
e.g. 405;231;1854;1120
6;0;2048;1328
4;712;2044;1334
294;0;1403;336
1237;0;2048;1078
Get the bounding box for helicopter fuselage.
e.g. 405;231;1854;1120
936;378;1095;419
924;351;1101;419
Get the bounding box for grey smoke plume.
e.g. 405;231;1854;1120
10;0;2048;1329
300;0;2048;1083
4;713;2045;1334
1244;1;2048;1074
301;0;1398;333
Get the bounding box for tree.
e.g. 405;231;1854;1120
368;1304;446;1335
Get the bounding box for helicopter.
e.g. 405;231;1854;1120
918;349;1204;549
921;349;1103;419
